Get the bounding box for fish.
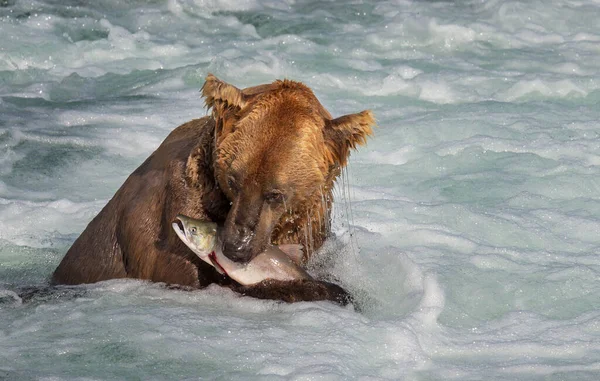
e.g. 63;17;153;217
172;214;313;286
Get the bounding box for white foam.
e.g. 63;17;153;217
427;19;477;50
365;146;419;166
0;197;103;247
418;79;458;104
500;78;588;101
186;0;262;12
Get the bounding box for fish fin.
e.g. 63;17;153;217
277;244;304;265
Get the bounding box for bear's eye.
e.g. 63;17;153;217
265;190;286;205
227;176;238;191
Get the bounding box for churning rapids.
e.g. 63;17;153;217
1;0;600;380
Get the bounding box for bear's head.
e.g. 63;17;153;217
201;74;374;263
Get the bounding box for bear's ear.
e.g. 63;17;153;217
323;110;375;167
201;74;247;111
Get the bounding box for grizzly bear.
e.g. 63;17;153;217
51;74;375;304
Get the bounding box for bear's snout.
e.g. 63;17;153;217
221;225;256;263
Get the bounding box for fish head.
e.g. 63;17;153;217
172;215;218;256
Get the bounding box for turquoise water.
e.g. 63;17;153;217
1;0;600;379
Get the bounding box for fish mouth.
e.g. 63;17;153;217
172;217;189;245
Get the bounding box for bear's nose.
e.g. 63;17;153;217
221;226;255;263
221;241;252;263
236;225;253;240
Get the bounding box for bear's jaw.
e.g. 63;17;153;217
270;185;335;261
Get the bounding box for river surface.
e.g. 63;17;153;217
1;0;600;379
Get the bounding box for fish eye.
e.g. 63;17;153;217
190;227;197;235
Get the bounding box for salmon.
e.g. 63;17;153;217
172;215;312;286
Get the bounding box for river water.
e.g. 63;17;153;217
1;0;600;379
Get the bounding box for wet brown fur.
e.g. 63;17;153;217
51;75;374;304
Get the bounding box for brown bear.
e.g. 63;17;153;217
51;74;375;304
